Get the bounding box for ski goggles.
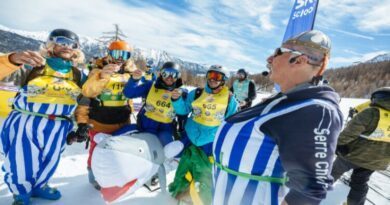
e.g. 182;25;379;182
207;71;225;81
161;68;180;79
108;50;131;61
52;36;79;49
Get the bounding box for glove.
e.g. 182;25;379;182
75;123;91;142
336;145;349;156
66;123;91;145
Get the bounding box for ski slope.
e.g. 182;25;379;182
0;94;389;205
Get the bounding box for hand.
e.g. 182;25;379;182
132;69;143;80
100;64;120;79
171;88;183;100
9;51;45;67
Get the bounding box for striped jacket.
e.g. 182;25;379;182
212;84;343;205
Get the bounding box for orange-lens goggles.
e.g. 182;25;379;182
207;71;224;81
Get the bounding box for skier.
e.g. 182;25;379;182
230;68;256;110
169;65;238;204
212;30;343;205
331;87;390;205
123;61;184;146
141;58;157;83
70;40;135;190
0;29;85;205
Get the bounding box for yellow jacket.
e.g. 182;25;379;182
0;53;20;80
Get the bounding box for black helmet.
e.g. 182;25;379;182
237;68;247;78
47;29;80;44
161;61;180;71
371;87;390;101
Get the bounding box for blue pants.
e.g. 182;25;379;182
0;111;72;195
136;112;175;146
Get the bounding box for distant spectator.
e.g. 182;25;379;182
332;87;390;205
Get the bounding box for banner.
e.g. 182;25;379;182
282;0;319;42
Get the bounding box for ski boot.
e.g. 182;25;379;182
144;174;160;192
88;167;101;190
31;184;61;200
12;194;31;205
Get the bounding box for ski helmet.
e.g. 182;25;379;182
161;61;180;71
237;68;247;78
283;30;331;65
207;65;228;81
371;87;390;101
160;61;181;79
146;58;154;68
108;40;132;52
46;28;80;49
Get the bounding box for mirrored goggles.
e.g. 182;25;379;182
207;71;225;81
161;68;180;79
52;36;79;49
108;50;131;61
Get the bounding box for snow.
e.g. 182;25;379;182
0;93;389;205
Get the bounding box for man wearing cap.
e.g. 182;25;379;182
231;68;257;110
212;30;343;205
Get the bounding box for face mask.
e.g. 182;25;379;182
46;57;73;73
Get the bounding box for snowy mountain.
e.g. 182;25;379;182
365;53;390;63
0;24;207;74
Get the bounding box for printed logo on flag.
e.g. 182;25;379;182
293;0;317;20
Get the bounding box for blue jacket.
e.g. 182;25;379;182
123;77;184;134
173;84;238;146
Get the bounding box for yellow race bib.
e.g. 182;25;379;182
144;85;175;123
26;65;81;105
192;86;229;126
99;73;130;107
363;107;390;142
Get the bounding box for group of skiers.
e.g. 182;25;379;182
0;28;388;205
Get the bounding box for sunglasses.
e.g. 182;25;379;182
273;47;303;57
108;50;131;61
161;68;180;79
52;36;79;49
207;71;225;81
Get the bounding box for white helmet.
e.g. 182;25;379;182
207;64;229;81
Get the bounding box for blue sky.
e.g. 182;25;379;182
0;0;389;73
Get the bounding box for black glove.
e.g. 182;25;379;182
66;123;90;145
336;145;349;156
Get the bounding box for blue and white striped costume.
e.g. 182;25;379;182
212;85;343;205
0;62;82;196
0;92;75;195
